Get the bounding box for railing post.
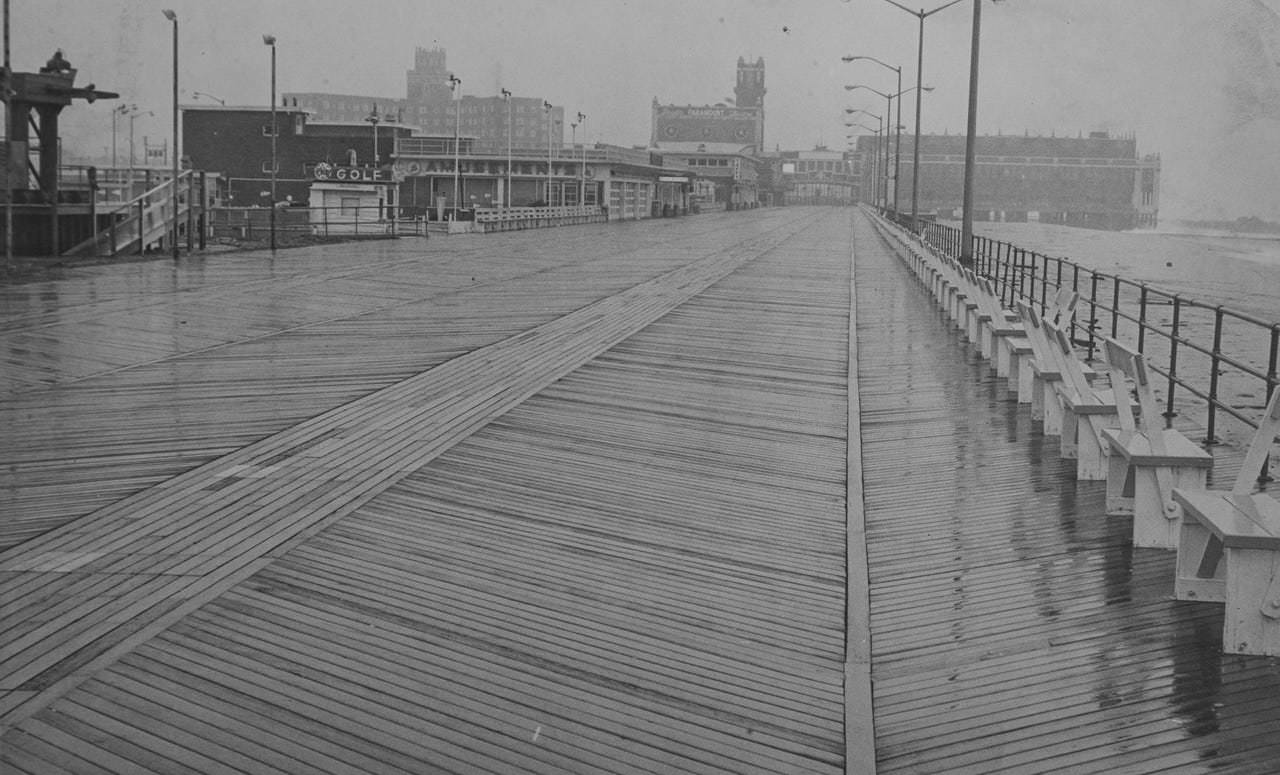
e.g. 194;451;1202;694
1206;307;1224;445
1111;276;1121;339
1137;285;1149;354
1263;326;1279;482
1039;253;1049;313
137;199;146;255
1026;251;1037;308
1087;271;1100;360
1164;296;1181;427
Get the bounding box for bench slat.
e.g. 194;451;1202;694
1172;489;1280;550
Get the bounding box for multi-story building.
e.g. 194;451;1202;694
651;57;765;152
181;105;416;205
765;148;857;206
285;47;565;148
650;57;768;208
857;131;1161;229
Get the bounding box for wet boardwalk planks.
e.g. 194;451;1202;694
852;212;1280;774
1;209;852;773
4;207;1280;772
0;219;787;550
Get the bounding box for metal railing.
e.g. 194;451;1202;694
917;218;1279;458
209;205;427;242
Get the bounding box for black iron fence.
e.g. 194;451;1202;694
914;217;1278;454
208;206;428;242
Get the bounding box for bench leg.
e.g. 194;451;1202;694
1060;407;1079;459
1075;417;1110;480
995;336;1014;378
1131;465;1206;549
1016;354;1035;403
1222;548;1280;656
1105;452;1134;516
1175;517;1226;603
1040;381;1065;434
979;323;995;361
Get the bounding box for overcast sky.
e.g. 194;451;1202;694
11;0;1280;219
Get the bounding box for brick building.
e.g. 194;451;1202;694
858;131;1161;229
181;105;415;205
285;47;565;149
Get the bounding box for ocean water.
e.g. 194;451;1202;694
970;220;1280;322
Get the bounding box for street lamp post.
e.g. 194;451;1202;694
162;9;179;259
843;56;902;215
569;117;578;202
848;122;881;207
365;104;380;165
959;0;984;266
879;0;967;232
263;33;276;250
111;103;128;170
543;101;554;206
845;87;893;212
576;112;586;207
500;88;512;207
845;109;882;209
449;74;461;218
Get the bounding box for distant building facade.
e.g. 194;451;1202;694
285;47;565;148
651;57;765;152
181;105;415;205
859;131;1161;229
765;148;857;206
650;57;768;208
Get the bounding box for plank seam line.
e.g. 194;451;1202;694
845;208;878;775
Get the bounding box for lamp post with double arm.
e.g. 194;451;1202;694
842;56;901;215
263;33;276;250
877;0;967;232
162;9;179;259
449;74;462;218
500;88;512;207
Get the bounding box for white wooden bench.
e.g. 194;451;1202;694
1099;338;1212;549
1172;388;1280;655
1043;320;1128;479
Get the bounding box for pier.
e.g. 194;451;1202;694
3;207;1279;773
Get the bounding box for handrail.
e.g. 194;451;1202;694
917;218;1278;461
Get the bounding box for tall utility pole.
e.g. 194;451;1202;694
500;88;512;207
543;101;554;206
959;0;982;266
4;0;12;269
879;0;967;231
449;74;461;217
263;34;276;250
163;9;179;260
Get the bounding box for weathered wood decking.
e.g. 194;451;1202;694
853;213;1280;773
1;210;853;773
2;207;1279;773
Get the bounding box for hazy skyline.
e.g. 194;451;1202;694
11;0;1280;220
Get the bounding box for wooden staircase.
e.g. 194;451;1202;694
63;170;205;258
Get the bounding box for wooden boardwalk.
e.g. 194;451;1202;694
2;207;1279;773
1;210;853;773
852;213;1280;774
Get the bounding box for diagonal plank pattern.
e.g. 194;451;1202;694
1;209;853;773
0;219;820;735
